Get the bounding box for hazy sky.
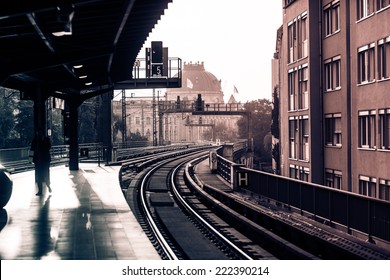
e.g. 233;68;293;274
135;0;283;103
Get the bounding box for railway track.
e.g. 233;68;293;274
120;148;390;260
121;148;304;259
135;150;255;259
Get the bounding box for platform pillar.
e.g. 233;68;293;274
68;98;79;171
32;87;51;188
102;91;113;163
33;87;49;138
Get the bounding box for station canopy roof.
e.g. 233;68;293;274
0;0;171;95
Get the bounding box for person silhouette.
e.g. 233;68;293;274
30;128;52;196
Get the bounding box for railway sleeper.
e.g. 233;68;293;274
153;206;231;260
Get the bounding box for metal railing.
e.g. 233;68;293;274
0;143;106;171
211;141;390;244
241;167;390;243
216;154;234;183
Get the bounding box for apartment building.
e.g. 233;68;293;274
274;0;390;200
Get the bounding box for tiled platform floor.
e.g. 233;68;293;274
0;163;160;260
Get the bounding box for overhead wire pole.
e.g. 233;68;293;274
158;90;164;145
122;89;126;144
152;88;157;146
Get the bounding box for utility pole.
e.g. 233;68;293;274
121;89;126;144
152;88;157;146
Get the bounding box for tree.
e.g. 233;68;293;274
271;87;281;174
14;99;34;146
203;122;239;142
0;89;16;148
271;87;280;139
237;99;272;163
49;107;64;146
112;114;122;143
79;96;101;143
129;131;148;141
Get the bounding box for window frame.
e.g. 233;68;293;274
324;1;340;37
378;37;390;80
289;118;298;159
357;0;374;21
325;113;342;146
324;56;341;91
289;164;310;182
297;12;308;59
288;68;297;111
288;20;296;64
379;109;390;150
379;178;390;201
358;110;376;149
377;0;390;11
358;43;376;84
299;117;310;161
359;175;377;198
298;64;309;110
325;169;342;189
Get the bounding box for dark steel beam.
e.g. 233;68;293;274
107;0;136;78
0;0;104;19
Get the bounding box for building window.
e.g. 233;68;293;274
135;117;140;125
285;0;297;6
325;114;342;146
377;0;390;11
290;165;299;179
289;116;309;160
379;179;390;201
358;110;376;149
146;117;151;125
324;1;340;37
379;109;390;149
357;0;374;20
300;167;310;182
288;69;296;111
288;20;297;63
290;165;310;182
359;175;376;198
297;13;308;59
299;117;310;161
288;12;307;63
325;169;342;189
358;43;375;84
289;118;298;159
298;65;309;109
378;37;390;80
324;56;341;91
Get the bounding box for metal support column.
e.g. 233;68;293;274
152;88;157;146
68;97;79;171
33;87;48;137
32;86;50;184
102;90;113;163
246;112;254;169
122;89;126;144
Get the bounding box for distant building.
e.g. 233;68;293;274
112;98;154;142
273;0;390;200
113;62;241;144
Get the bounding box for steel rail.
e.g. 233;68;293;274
170;158;253;260
139;161;179;260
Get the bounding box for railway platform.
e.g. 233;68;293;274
193;159;233;192
0;163;160;260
